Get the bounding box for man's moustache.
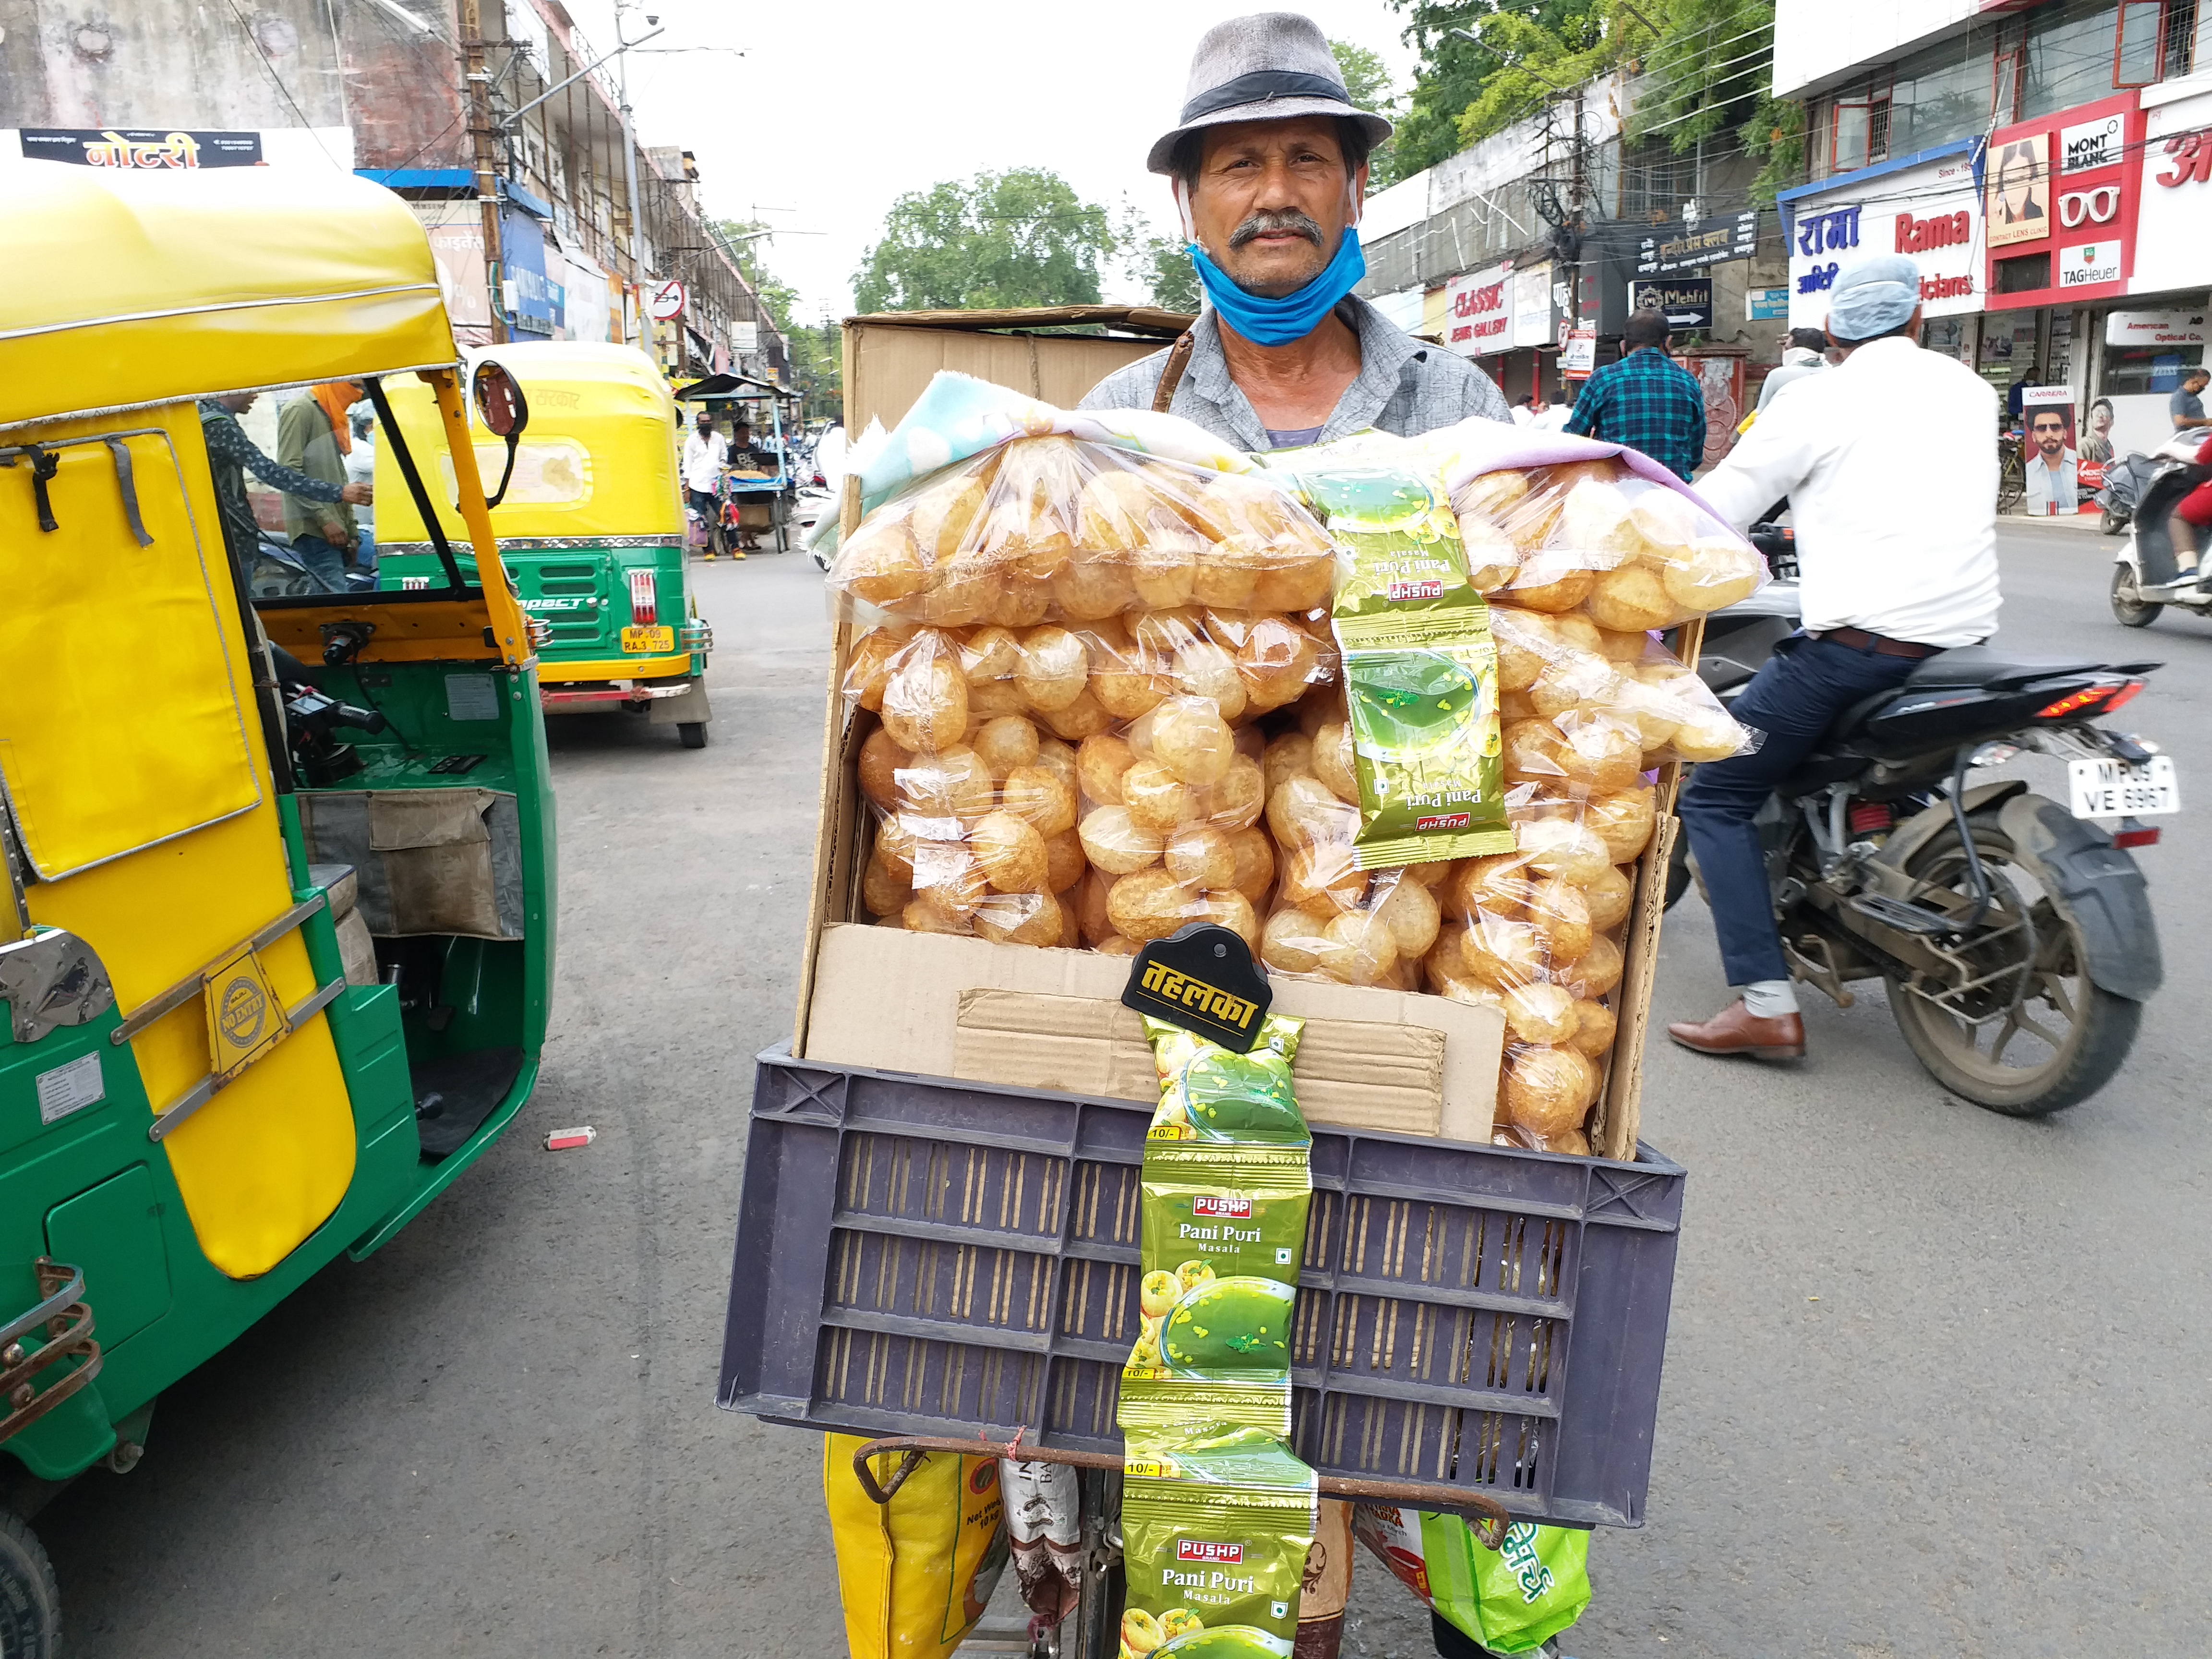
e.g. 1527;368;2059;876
1229;211;1324;249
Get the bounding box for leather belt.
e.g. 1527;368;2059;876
1812;625;1943;659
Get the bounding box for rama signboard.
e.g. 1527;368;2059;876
1781;140;1985;331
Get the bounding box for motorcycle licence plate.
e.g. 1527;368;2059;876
621;625;674;653
2068;755;2180;818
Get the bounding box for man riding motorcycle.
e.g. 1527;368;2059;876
1666;253;2002;1062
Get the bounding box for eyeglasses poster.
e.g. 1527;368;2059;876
1987;133;2050;247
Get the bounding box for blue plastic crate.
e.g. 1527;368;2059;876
718;1046;1683;1528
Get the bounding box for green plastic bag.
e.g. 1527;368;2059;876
1350;1507;1590;1655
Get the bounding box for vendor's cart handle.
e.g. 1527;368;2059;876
848;1434;1512;1550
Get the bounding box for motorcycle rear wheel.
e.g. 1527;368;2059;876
2109;563;2163;627
1883;823;2139;1116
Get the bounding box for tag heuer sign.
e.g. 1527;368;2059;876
1123;924;1272;1052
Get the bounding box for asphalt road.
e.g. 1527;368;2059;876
34;521;2212;1659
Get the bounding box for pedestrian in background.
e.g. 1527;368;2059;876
277;380;363;586
2170;367;2210;433
346;405;378;573
197;391;370;590
1755;327;1832;412
1563;308;1707;480
681;406;732;558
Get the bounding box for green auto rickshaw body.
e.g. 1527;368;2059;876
0;164;557;1510
373;341;712;743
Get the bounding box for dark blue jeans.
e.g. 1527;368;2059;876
1678;634;1924;986
291;532;348;591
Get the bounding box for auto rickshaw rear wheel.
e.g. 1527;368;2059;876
0;1508;61;1658
678;722;709;749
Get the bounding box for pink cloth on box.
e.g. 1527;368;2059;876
1419;417;1738;530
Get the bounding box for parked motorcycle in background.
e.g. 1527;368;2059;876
2110;430;2212;627
1671;523;2170;1116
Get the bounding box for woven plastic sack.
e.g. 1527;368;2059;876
824;1434;1009;1659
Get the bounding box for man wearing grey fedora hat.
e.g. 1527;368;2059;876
1079;11;1511;450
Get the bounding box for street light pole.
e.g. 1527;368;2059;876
457;0;507;344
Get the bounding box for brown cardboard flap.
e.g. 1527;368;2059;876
951;989;1446;1137
810;925;1498;1141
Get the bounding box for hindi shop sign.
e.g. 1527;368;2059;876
17;127;264;167
1636;210;1758;277
1444;262;1513;357
1785;148;1984;331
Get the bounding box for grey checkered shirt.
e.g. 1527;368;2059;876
1078;299;1512;450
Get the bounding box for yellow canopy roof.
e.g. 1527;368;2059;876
376;341;685;542
0;163;458;433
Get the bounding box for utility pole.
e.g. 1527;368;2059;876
615;1;648;349
458;0;507;343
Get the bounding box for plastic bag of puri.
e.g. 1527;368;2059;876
1119;1425;1319;1659
823;1433;1010;1659
1351;1505;1591;1657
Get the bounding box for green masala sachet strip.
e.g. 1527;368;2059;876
1143;1015;1309;1147
1285;454;1515;870
1118;1424;1320;1658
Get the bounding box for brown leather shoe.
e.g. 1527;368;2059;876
1667;1000;1806;1060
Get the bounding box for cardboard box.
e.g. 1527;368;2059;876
803;318;1695;1156
842;305;1192;434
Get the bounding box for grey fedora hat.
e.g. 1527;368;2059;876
1146;12;1394;176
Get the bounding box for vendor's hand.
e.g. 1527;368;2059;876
340;481;373;505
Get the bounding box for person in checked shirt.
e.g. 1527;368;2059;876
1563;307;1709;480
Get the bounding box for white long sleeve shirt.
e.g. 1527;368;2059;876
681;428;728;494
1697;336;2002;648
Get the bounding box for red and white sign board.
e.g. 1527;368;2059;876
1561;328;1597;379
1443;262;1513;357
1984;92;2144;312
2131;82;2212;296
647;278;687;322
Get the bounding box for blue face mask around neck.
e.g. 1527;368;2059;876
1188;225;1366;347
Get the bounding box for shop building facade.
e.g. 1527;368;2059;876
1773;0;2211;468
0;0;785;384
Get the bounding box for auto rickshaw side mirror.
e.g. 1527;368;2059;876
471;360;529;510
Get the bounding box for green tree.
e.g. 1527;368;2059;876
1382;0;1605;176
854;169;1118;313
1329;38;1402;191
1615;1;1793;204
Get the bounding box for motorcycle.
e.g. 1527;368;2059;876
1667;527;2167;1117
2110;431;2212;627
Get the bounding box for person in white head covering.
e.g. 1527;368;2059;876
1661;252;2003;1063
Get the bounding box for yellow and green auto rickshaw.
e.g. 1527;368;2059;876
0;164;557;1649
374;341;715;747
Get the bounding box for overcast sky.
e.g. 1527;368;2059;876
558;0;1420;321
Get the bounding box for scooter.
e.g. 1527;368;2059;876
2094;450;2160;536
2110;431;2212;627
